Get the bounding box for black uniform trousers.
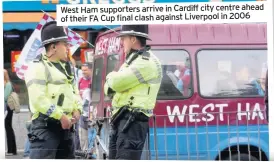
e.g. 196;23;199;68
108;110;149;160
28;114;75;159
5;106;17;154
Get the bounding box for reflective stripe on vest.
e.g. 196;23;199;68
111;107;154;116
130;67;146;83
26;79;46;88
26;60;69;87
129;53;162;85
43;60;71;84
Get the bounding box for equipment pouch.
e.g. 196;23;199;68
110;107;128;127
121;110;137;133
27;129;47;142
28;133;38;142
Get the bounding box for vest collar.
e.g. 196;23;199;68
126;45;151;60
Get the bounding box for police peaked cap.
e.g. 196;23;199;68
117;25;151;41
41;21;69;46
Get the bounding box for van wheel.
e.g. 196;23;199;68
224;153;259;161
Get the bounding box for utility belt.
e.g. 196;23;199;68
110;106;149;133
28;112;75;143
110;107;153;117
32;112;75;132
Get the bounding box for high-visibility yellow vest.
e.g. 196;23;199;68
104;48;162;117
24;55;82;120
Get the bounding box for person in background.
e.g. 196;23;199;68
4;69;17;156
69;54;82;151
176;59;191;96
81;84;97;159
79;63;97;159
69;54;83;86
265;69;268;122
249;64;267;96
260;63;268;92
78;63;93;151
235;65;263;96
87;119;97;159
23;105;32;158
23;117;31;158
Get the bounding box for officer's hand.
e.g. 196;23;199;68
60;114;71;130
71;117;77;125
72;110;81;121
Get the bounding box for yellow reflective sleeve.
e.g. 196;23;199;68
131;58;158;83
106;58;154;92
106;70;138;92
25;63;63;120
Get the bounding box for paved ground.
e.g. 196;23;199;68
5;106;30;159
5;152;25;159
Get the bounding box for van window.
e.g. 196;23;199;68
106;54;119;75
152;49;193;99
91;57;104;102
105;54;120;100
197;49;267;98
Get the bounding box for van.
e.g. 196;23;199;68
90;23;268;160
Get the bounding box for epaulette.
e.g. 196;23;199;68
126;48;151;65
33;59;40;63
141;51;150;60
33;54;43;63
126;53;139;65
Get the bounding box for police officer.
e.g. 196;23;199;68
24;21;82;159
104;25;162;160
